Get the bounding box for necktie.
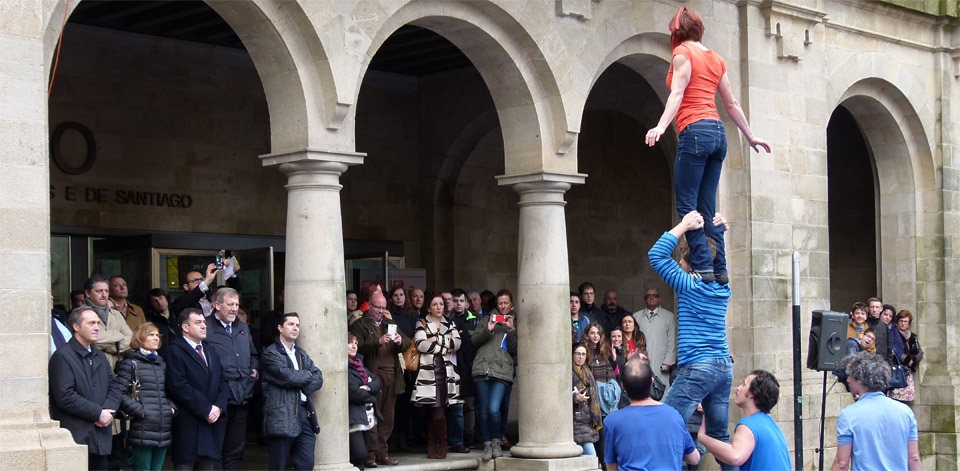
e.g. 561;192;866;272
196;344;207;366
226;323;232;336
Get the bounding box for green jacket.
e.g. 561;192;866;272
470;315;517;384
350;315;410;392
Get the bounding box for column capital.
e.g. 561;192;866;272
496;171;586;188
260;148;365;167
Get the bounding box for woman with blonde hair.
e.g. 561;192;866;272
115;322;176;471
412;293;462;459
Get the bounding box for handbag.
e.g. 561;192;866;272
128;360;141;401
651;375;666;401
889;349;909;390
402;320;425;372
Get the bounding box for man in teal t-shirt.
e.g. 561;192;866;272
697;370;791;470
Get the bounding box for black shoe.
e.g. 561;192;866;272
695;271;716;283
715;272;729;284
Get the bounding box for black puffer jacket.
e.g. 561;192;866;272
347;358;381;427
116;350;176;448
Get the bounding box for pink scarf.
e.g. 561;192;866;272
348;355;368;383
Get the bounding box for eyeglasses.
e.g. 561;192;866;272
188;278;203;284
645;294;659;298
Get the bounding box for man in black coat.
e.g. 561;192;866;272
49;307;124;471
170;264;218;319
166;308;229;470
261;312;324;471
204;287;259;470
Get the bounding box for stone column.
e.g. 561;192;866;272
0;2;87;467
263;150;363;470
495;174;594;470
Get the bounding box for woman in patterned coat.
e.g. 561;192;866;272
412;293;462;459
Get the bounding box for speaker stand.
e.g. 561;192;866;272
815;370;828;471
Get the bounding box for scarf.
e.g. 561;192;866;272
863;341;876;354
348;355;368;383
846;321;864;340
139;348;158;362
573;364;603;431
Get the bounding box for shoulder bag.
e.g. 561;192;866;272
402;320;426;372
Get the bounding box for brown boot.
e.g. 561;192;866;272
426;417;438;459
435;417;448;459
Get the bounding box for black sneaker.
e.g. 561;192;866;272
715;272;729;284
695;271;716;283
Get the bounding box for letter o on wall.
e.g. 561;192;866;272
51;121;96;175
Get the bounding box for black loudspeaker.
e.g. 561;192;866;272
806;310;847;371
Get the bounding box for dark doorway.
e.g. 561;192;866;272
826;105;877;310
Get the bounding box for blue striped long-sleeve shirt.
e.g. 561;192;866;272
648;232;731;366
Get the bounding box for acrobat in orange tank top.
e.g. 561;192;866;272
665;43;727;134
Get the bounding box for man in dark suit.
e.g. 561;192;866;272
204;287;259;470
166;308;229;470
170;263;219;319
49;307;124;470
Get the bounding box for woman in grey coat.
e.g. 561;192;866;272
116;323;176;471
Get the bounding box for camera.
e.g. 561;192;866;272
215;250;225;270
491;314;506;324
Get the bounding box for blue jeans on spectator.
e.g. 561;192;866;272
474;379;508;442
663;356;737;471
500;382;512;439
446;402;464;447
674;119;728;275
579;441;596;456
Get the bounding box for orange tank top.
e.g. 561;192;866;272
666;43;726;133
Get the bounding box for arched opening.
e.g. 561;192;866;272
351;25;505;293
571;61;675;311
826;105;877;309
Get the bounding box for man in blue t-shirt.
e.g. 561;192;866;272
833;352;921;471
604;357;698;470
697;370;791;470
649;211;736;470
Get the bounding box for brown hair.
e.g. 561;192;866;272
896;310;913;326
669;7;705;49
130;322;160;351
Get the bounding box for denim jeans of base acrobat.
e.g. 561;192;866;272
663;356;738;471
674;119;728;275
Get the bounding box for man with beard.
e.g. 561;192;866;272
600;290;632;336
171;263;219;318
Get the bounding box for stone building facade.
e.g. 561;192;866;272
1;0;958;469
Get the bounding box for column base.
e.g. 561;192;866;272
0;410;86;470
314;462;362;471
507;442;584;459
494;455;598;471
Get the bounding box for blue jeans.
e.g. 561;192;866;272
579;441;596;456
663;357;737;471
446;402;464;447
500;382;512;438
674;119;728;274
474;379;508;442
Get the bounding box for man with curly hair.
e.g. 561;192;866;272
832;352;921;471
697;370;791;470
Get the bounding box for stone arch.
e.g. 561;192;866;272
360;1;570;174
831;76;937;314
42;0;342;154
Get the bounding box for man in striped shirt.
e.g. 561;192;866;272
649;210;736;471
